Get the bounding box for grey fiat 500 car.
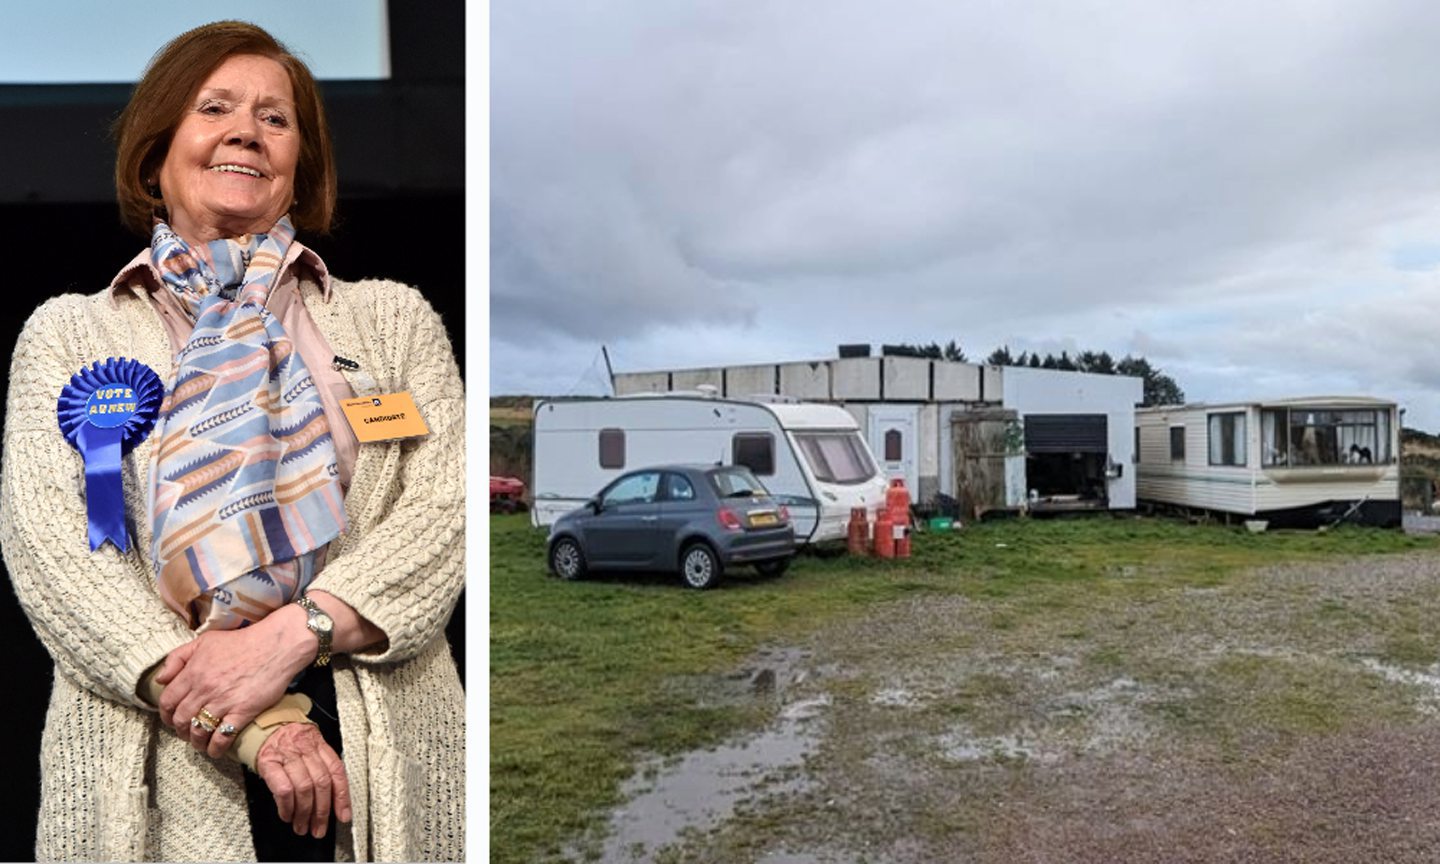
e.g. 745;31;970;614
547;464;796;589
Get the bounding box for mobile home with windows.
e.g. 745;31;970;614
530;393;891;543
1135;396;1401;527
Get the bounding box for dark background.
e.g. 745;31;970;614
0;3;465;856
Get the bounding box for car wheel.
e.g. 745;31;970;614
755;558;790;578
550;537;587;581
680;542;722;590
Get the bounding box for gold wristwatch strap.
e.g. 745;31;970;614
294;595;333;667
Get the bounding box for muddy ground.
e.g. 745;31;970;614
572;552;1440;863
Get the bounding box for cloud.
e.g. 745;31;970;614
492;0;1440;429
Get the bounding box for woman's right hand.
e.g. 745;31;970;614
254;723;353;838
155;612;316;757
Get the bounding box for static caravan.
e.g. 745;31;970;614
530;393;891;543
1136;396;1401;527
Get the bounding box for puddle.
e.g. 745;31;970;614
782;695;832;720
938;726;1053;764
676;646;816;709
577;694;828;862
1035;654;1079;681
1050;677;1159;753
869;687;921;709
1359;658;1440;713
935;676;1165;767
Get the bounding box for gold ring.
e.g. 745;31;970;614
197;708;221;725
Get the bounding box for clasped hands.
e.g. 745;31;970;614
153;608;350;840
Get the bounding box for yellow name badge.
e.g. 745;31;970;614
339;391;431;443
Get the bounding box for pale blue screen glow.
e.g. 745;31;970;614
1;1;390;83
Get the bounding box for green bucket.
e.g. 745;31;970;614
928;516;954;531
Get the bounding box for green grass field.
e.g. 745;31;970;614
489;514;1439;863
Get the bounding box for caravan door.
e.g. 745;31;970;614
868;405;920;495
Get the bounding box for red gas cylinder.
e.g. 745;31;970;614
886;478;911;528
846;507;870;556
873;508;895;559
885;478;912;559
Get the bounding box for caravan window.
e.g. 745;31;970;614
732;433;775;476
793;431;876;485
1207;413;1246;467
599;428;625;469
1169;427;1185;461
1264;407;1392;466
1261;410;1288;466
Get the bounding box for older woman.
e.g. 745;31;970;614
0;21;464;862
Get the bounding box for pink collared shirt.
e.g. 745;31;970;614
107;242;360;488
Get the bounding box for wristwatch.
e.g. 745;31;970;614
294;596;334;667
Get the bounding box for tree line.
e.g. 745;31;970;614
886;342;1184;406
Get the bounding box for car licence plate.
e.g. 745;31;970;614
749;512;778;527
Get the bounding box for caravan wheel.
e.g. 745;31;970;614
680;543;722;590
550;537;587;580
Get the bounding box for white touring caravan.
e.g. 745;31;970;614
530;393;891;543
1135;396;1401;527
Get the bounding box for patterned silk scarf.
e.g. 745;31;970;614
149;217;346;631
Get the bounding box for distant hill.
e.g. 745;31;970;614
490;396;536;484
490;395;534;429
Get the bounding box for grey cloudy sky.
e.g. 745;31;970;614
491;1;1440;430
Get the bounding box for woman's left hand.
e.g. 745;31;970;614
155;610;315;757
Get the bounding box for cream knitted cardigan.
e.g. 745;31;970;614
0;271;465;861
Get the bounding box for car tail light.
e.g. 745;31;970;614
717;508;743;531
778;504;791;523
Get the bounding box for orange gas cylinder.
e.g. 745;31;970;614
886;478;911;528
846;507;870;556
873;508;895;559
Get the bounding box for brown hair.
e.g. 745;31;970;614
113;20;336;236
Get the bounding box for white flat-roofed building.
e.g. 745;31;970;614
614;348;1143;518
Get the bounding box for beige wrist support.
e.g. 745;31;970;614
138;665;317;772
229;693;317;769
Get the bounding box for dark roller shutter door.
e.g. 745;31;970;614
1024;414;1108;453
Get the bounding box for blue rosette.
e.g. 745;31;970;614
56;358;163;551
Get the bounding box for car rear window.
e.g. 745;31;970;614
709;466;770;498
665;473;696;501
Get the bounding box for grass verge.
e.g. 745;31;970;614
489;513;1436;863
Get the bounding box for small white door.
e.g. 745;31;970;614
868;405;919;496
